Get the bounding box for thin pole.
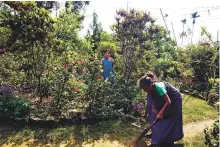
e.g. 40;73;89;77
160;8;171;38
191;24;194;44
217;31;219;42
171;22;178;48
182;23;184;44
217;31;219;51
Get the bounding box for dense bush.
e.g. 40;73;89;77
82;79;141;119
204;120;219;147
207;78;219;105
0;92;32;118
57;60;141;119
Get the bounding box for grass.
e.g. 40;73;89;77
0;122;209;147
177;133;207;147
0;120;139;147
182;94;217;124
0;95;218;147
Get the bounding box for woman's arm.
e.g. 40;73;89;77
157;93;171;119
109;57;114;68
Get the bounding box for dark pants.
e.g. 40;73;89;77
160;142;174;147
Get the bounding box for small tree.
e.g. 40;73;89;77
112;9;159;82
1;1;63;102
90;12;102;52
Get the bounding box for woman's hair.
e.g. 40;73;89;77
104;49;111;54
146;72;155;79
139;72;155;86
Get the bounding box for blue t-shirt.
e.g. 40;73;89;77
102;57;114;78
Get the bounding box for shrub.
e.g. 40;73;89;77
204;120;219;147
0;92;32;118
59;77;141;120
207;78;220;106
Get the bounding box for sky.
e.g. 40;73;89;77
78;0;220;47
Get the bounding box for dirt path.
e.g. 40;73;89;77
183;119;216;136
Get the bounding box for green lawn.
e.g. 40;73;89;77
177;133;207;147
0;95;218;147
182;94;217;124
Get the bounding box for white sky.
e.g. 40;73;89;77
78;0;220;46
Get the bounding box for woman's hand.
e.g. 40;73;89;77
156;112;163;119
156;94;171;119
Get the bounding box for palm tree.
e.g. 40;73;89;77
191;12;200;43
181;19;187;44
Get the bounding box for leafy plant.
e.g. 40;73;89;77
0;92;32;118
204;120;219;147
112;9;159;82
207;78;219;105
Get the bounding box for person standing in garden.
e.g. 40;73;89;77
139;73;184;147
101;49;114;86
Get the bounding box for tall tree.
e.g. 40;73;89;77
1;1;64;102
65;1;89;13
191;12;200;43
90;12;102;52
112;9;159;82
36;1;61;17
180;19;187;44
36;1;56;10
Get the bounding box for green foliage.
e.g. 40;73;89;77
52;54;140;119
36;1;58;10
0;1;218;122
161;28;218;101
207;78;219;105
0;27;11;47
82;79;140;119
190;45;217;83
87;12;102;52
96;31;118;60
0;53;25;85
1;1;56;52
65;1;90;13
0;2;141;121
204;120;219;147
182;42;218;100
112;9;159;81
0;93;32;118
0;97;217;146
55;10;82;42
0;2;66;103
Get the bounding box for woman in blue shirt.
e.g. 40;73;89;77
101;49;114;85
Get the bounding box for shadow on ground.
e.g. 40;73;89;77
0;119;185;147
